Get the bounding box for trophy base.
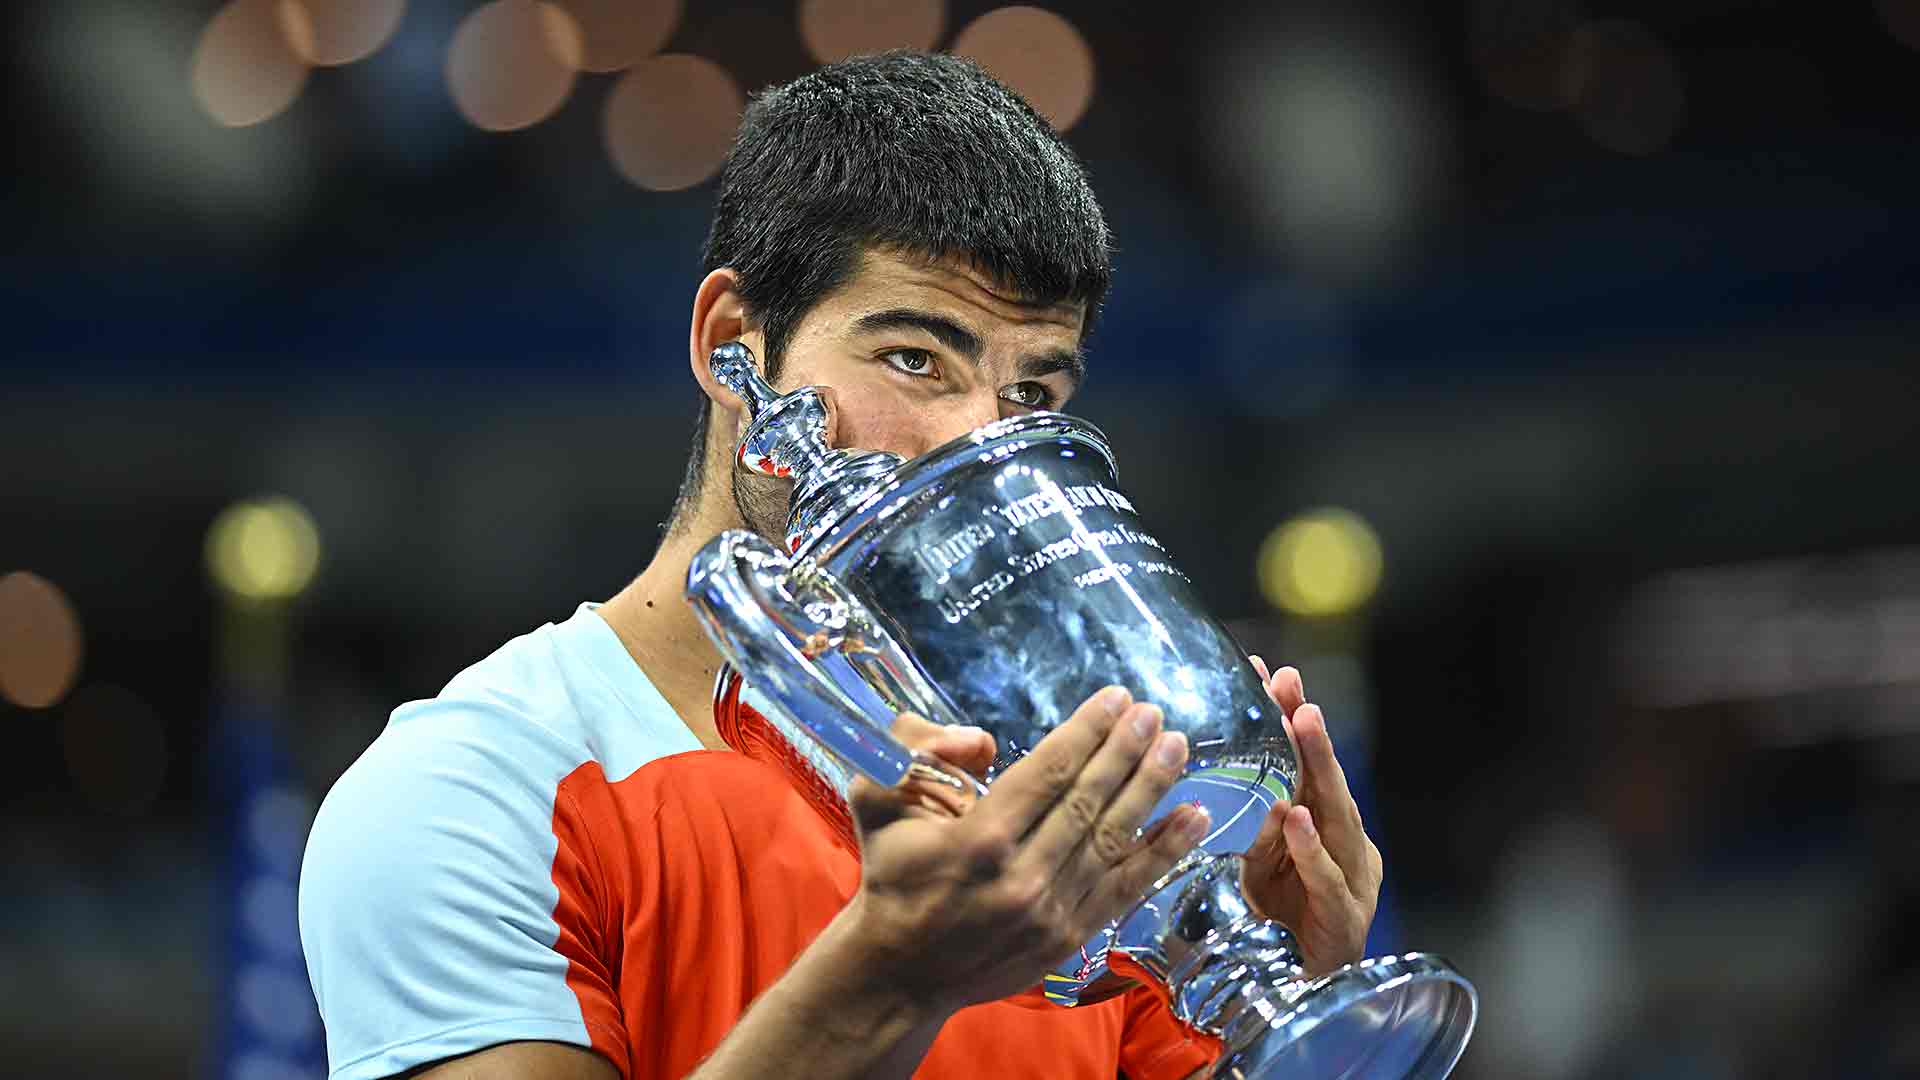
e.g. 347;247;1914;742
1105;854;1476;1079
1212;953;1476;1080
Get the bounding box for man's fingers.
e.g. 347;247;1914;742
1082;802;1211;923
850;714;996;828
1282;805;1352;908
888;710;997;785
1291;704;1347;797
1268;665;1306;717
978;686;1133;835
1054;713;1192;903
1289;704;1372;871
1244;797;1291;868
886;710;944;745
849;713;939;817
1291;705;1359;822
1019;701;1175;880
1248;656;1305;717
928;724;997;779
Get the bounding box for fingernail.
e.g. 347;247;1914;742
948;724;989;738
1154;730;1188;769
1098;685;1132;714
1130;703;1162;740
1180;804;1211;842
1299;809;1318;841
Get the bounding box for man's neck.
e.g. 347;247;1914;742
599;507;742;751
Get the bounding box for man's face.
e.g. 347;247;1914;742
731;248;1088;541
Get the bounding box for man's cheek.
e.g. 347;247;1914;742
833;393;925;456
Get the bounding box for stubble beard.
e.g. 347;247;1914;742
731;468;791;547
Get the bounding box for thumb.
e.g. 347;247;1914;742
850;713;994;827
888;711;996;779
850;712;941;832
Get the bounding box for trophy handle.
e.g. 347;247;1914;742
686;528;985;796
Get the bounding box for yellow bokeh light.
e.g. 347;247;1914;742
206;497;322;601
1257;509;1384;618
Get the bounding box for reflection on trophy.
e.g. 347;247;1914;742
686;342;1478;1078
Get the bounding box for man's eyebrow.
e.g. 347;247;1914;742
850;309;983;361
1019;348;1086;389
852;307;1086;389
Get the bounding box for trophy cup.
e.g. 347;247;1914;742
686;343;1477;1078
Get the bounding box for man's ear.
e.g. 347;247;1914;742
689;268;761;412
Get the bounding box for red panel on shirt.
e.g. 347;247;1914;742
545;705;1219;1080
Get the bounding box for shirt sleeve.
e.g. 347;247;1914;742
1118;985;1224;1080
297;702;626;1080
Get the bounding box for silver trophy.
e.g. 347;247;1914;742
686;342;1477;1078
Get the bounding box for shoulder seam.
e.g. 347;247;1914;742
555;777;617;950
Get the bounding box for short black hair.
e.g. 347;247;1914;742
670;51;1112;525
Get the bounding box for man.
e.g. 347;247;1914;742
299;52;1382;1080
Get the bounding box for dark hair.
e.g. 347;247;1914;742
669;51;1113;526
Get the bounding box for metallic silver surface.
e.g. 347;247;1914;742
710;341;904;552
685;343;1477;1078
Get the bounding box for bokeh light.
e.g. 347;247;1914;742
1467;0;1584;112
551;0;682;73
191;0;315;128
950;6;1095;131
800;0;946;66
1257;509;1385;618
60;684;169;816
1567;20;1686;155
206;497;323;602
287;0;408;67
1209;21;1448;281
602;54;745;191
1878;0;1920;52
446;0;583;133
0;571;84;709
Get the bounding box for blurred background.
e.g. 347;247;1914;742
4;1;1919;1077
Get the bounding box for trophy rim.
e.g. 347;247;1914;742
794;410;1117;565
1218;952;1479;1080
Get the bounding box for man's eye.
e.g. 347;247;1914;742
1000;381;1053;409
882;349;935;376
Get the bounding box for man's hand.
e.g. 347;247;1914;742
1239;658;1383;976
687;687;1208;1080
843;686;1212;1015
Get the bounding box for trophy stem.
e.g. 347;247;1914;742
788;447;902;551
1113;853;1477;1080
706;341;904;553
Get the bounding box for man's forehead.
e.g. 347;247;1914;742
844;247;1086;331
